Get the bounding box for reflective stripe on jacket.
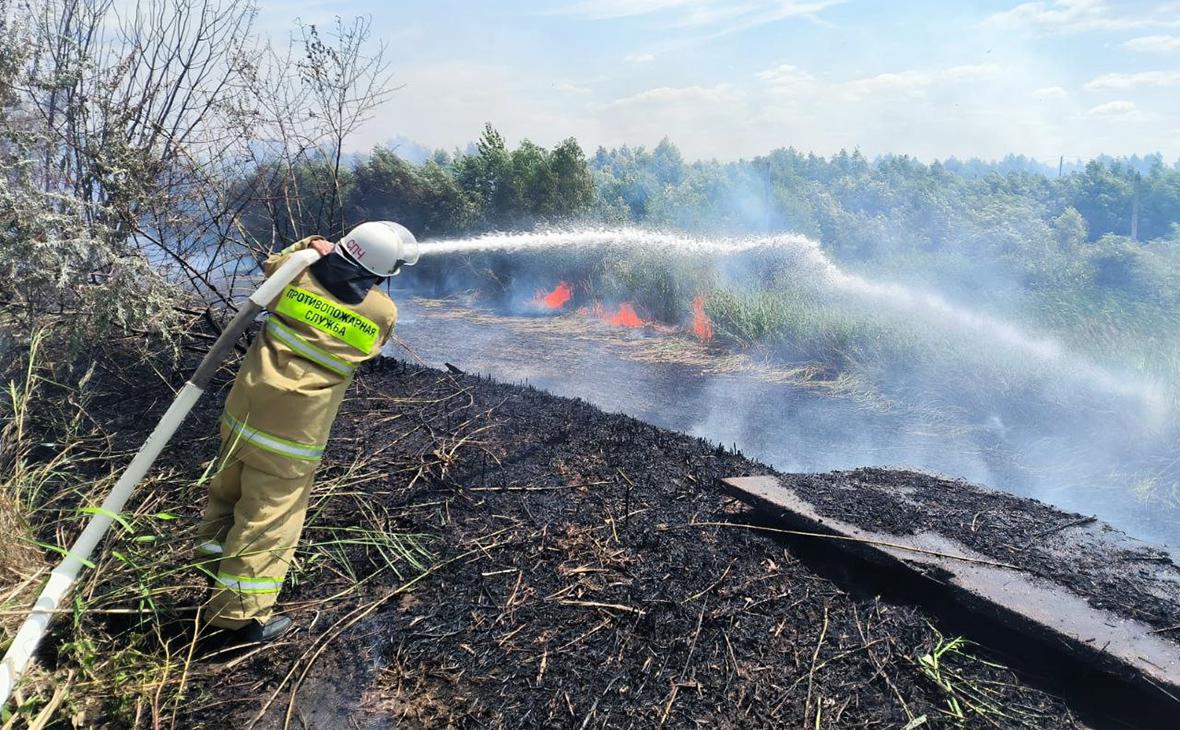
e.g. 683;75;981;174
264;317;356;377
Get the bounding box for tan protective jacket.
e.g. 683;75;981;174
221;237;397;478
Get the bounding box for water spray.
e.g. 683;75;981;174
419;228;1169;412
0;249;324;707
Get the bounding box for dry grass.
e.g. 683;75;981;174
0;340;484;727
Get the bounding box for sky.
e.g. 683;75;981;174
255;0;1180;163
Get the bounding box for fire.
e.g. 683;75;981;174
593;302;646;328
691;295;713;342
608;304;645;328
535;281;572;309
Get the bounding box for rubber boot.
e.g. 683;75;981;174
206;615;294;651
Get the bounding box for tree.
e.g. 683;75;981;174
454;124;510;226
550;138;595;216
1;0;394;357
297;18;393;235
651;138;685;187
347;148;476;236
1051;207;1088;251
451;125;596;228
1070;161;1133;240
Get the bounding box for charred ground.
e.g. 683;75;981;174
783;469;1180;636
155;358;1168;729
58;350;1180;728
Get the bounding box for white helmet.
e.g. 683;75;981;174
337;221;420;277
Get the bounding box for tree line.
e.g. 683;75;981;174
254;127;1180;320
263;126;1180;254
4;0;1178;371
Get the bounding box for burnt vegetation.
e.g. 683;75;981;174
7;337;1175;726
174;359;1084;728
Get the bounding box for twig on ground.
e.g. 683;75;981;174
682;559;734;604
803;604;830;728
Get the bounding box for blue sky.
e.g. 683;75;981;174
257;1;1180;162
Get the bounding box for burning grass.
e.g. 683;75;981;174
594;302;646;328
407;233;1180;532
534;281;572;310
411;234;1180;425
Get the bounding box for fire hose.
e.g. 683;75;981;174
0;247;323;707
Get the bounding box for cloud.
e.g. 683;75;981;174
600;84;740;110
261;2;1180;164
1085;70;1180;89
555;82;592;95
756;64;817;93
1123;34;1180;53
754;62;1006;99
594;84;757;160
553;0;845;34
985;0;1180;34
1033;85;1069;98
348;61;593;155
1086;99;1143;118
734;62;1077;161
553;0;701;20
837;64;1001;100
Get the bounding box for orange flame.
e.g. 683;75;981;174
691;295;713;342
593;302;646;328
608;303;645;328
535;281;572;309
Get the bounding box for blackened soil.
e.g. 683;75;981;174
167;360;1101;729
783;469;1180;637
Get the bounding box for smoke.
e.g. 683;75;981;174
416;227;1171;415
397;227;1180;546
394;294;1180;545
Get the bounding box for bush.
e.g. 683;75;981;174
0;180;181;362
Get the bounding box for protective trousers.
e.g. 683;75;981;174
197;436;315;629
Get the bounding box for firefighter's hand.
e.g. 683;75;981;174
309;238;335;257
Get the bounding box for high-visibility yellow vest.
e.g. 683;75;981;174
221;237;397;477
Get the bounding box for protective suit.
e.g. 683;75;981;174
198;236;397;631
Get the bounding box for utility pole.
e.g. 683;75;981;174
1058;155;1064;178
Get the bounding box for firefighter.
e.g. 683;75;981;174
196;221;419;645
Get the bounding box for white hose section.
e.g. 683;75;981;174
250;248;320;306
0;246;322;707
0;382;202;704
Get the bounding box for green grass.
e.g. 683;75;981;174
912;627;1053;729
